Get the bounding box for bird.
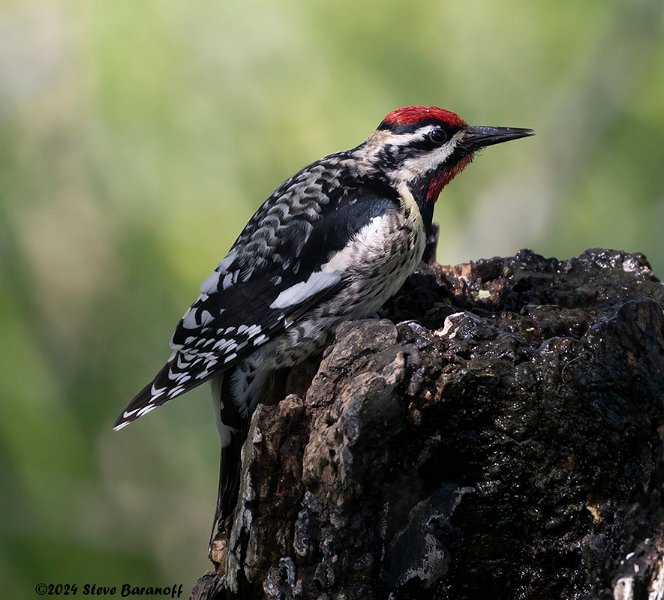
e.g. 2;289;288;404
113;105;533;540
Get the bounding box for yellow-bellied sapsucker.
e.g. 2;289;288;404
114;106;533;538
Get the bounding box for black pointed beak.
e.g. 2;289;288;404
460;125;534;153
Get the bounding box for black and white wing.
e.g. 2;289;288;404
114;154;399;429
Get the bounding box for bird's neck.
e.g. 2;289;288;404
405;183;435;235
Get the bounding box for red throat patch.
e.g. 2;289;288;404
383;106;467;128
426;154;474;202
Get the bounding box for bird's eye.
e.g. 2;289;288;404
428;129;448;145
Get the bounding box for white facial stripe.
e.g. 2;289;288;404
380;125;437;147
391;130;465;184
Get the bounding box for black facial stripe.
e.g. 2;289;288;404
439;145;468;168
400;136;443;153
379;133;454;164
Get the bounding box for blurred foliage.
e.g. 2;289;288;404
0;0;662;594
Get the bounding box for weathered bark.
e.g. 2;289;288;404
190;248;664;600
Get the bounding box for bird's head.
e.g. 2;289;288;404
360;106;533;205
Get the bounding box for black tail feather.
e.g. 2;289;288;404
211;426;248;540
209;374;250;543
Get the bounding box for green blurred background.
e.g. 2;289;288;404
1;0;662;595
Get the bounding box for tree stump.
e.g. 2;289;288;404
191;249;664;600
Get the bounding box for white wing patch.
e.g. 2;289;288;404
270;270;341;310
269;214;391;311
